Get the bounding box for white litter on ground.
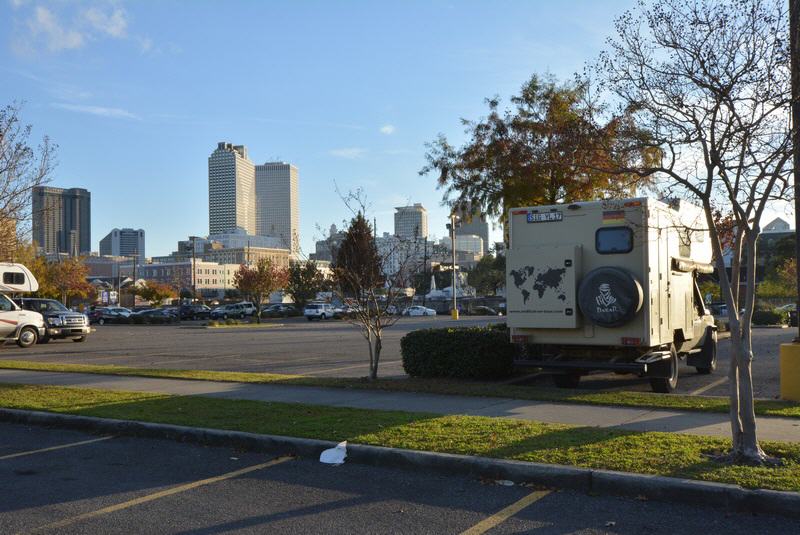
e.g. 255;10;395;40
320;441;347;465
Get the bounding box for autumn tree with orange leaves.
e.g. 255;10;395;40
420;74;655;228
234;258;289;323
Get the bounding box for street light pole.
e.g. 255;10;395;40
449;213;460;320
791;0;800;340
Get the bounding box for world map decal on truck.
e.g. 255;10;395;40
509;266;567;304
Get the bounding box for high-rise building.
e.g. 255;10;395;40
31;186;91;256
394;203;428;240
255;162;299;252
208;142;256;235
99;228;145;263
455;204;490;255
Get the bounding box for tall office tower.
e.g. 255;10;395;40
255;162;300;252
32;186;91;256
99;228;145;263
208;142;256;235
394;203;428;240
455;204;490;255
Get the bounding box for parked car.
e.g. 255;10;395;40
133;308;177;319
467;306;500;316
402;306;437;317
776;304;797;313
14;298;91;343
210;303;248;320
180;304;211;320
238;301;257;316
261;304;297;317
385;304;399;315
304;302;334;321
89;306;132;325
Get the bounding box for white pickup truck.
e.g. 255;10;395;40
0;263;46;348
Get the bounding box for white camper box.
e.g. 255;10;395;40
506;198;717;393
0;263;45;348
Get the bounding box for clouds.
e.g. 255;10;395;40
329;147;367;160
26;6;85;52
10;2;136;55
380;124;395;135
52;103;140;120
83;6;128;38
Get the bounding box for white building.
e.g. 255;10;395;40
255;162;300;253
208;142;256;235
394;204;428;240
441;234;484;257
137;260;241;299
455;205;490;255
99;228;145;263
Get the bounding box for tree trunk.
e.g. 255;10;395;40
366;330;376;381
370;332;382;381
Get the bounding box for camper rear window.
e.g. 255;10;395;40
2;272;24;285
596;227;633;254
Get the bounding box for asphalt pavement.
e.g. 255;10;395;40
0;317;792;398
0;421;796;534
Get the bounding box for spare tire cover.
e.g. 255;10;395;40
577;267;643;328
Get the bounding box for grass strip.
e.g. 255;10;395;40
0;383;797;493
0;359;798;419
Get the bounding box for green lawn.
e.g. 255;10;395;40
1;359;798;418
0;383;797;493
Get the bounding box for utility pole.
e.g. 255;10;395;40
422;238;428;307
792;0;800;340
191;237;197;301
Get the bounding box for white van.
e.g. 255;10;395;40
0;263;46;348
506;198;717;393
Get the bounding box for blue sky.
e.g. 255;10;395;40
0;0;640;257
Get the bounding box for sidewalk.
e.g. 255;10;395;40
0;369;797;442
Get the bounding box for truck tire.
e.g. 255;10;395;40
16;326;38;348
552;372;581;389
577;267;643;328
695;328;717;375
649;345;679;393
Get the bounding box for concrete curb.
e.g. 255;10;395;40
1;408;798;519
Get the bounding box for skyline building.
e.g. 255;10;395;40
208;142;256;235
99;228;145;263
256;161;300;253
31;186;91;256
455;204;490;255
394;203;428;241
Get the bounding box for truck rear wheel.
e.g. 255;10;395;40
552;372;581;389
649;346;679;393
695;329;717;375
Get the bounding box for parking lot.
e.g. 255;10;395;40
0;316;792;398
0;421;796;534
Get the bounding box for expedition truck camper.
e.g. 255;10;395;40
506;198;717;393
0;263;46;348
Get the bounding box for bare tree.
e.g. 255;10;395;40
331;190;423;380
0;103;55;259
598;0;790;463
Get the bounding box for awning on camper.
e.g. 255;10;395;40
671;257;714;274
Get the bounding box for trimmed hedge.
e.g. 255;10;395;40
752;309;788;326
400;324;516;379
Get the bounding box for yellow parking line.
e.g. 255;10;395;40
689;376;728;396
0;436;114;460
460;490;551;535
25;456;293;534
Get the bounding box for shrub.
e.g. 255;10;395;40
752;310;788;325
207;320;218;327
401;324;516;379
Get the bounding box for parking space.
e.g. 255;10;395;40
0;421;796;534
0;317;791;398
0;316;499;378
